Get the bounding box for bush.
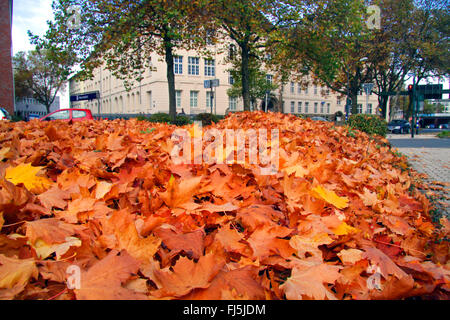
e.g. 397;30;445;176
173;115;191;126
437;131;450;139
147;113;172;124
137;113;192;126
347;114;388;137
194;113;222;126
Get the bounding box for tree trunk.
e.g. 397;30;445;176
241;44;251;111
164;39;176;122
278;83;284;113
350;88;358;115
379;95;389;119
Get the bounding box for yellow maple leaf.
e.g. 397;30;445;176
332;222;360;236
5;163;52;194
0;254;38;289
32;236;82;260
311;185;349;209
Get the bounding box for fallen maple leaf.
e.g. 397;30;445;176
150;252;224;298
5;163;52;194
159;176;202;209
74;250;147;300
311;185;349;209
0;254;38;292
280;263;342;300
102;209;161;264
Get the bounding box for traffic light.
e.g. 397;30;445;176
407;84;414;101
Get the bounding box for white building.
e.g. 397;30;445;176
15;96;60;119
69;43;378;117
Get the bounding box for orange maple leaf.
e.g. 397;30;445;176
74;250;147;300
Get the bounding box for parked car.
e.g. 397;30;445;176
426;124;435;129
310;116;329;122
387;119;411;134
439;123;449;129
0;107;11;121
28;113;41;121
39;109;93;122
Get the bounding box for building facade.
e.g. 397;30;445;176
15;96;60;119
0;0;14;116
69;44;379;117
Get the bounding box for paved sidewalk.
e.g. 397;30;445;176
389;134;450;218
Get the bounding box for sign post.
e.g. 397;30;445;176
363;83;374;115
204;79;219;114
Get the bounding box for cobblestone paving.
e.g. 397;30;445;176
388;134;450;218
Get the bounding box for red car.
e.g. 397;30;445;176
39;109;94;122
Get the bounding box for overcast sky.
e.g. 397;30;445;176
12;0;54;54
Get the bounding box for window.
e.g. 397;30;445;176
290;82;295;94
298;102;302;113
305;87;309;94
266;74;273;84
229;72;234;85
72;110;87;119
320;102;325;114
290;101;295;113
204;59;215;77
305;102;309;113
327;103;330;114
357;104;363;114
190;91;198;108
314;102;318;113
229;44;236;60
298;84;301;95
206;91;213;109
176;90;182;109
45;110;70;121
337;98;341;105
188;57;199;75
314;86;318;95
366;103;372;114
229;96;237;111
174;56;183;75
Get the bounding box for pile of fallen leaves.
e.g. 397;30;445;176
0;111;448;300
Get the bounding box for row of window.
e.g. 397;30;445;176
174;56;216;77
285;101;374;114
286;83;332;96
285;101;331;114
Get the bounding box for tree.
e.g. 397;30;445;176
368;0;449;118
422;100;445;114
209;0;282;111
13;49;72;114
268;0;375;115
226;54;278;110
32;0;213;122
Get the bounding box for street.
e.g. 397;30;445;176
388;134;450;217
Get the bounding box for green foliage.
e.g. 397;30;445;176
13;49;72;113
147;113;172;124
227;53;278;104
137;113;191;126
437;131;450;139
423;100;445;114
347;114;388;137
194;113;223;126
172;115;192;126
